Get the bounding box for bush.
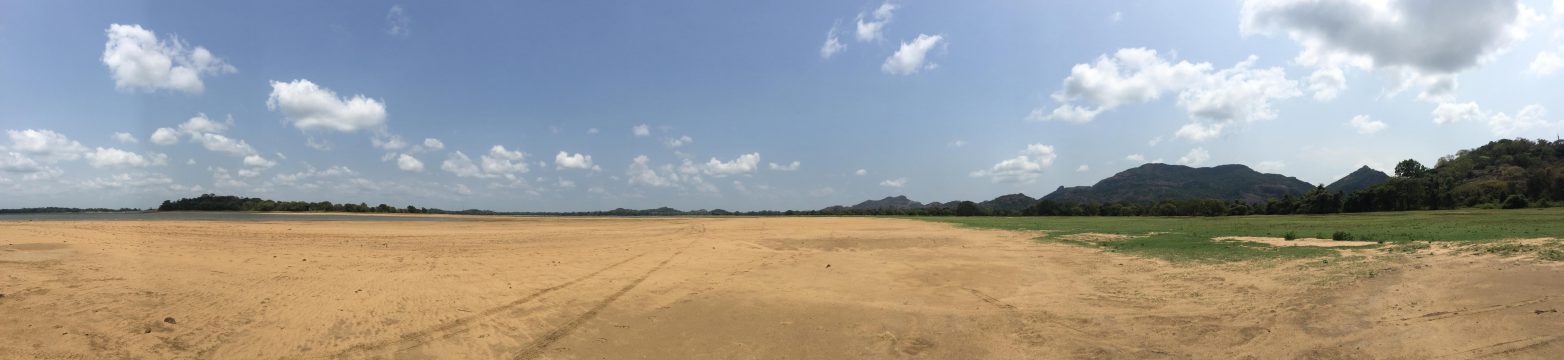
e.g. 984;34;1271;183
1502;195;1529;209
1283;231;1298;241
1331;231;1355;241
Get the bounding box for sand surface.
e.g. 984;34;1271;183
2;217;1563;359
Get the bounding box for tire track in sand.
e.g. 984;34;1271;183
512;240;697;360
328;251;651;357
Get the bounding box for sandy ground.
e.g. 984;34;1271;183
2;217;1563;359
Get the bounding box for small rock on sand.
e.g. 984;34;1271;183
163;317;176;324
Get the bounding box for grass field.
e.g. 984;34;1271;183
914;207;1564;262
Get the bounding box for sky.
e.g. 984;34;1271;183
2;0;1563;211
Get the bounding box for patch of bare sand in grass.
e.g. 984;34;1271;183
1215;236;1377;247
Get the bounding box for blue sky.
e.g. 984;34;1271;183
2;0;1563;211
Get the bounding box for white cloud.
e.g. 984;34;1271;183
1431;102;1556;135
627;155;677;188
441;151;490;178
481;145;529;176
586;128;599;135
386;5;410;37
78;172;174;190
1174;55;1301;139
855;2;897;42
1241;0;1534;100
112;132;138;144
665;135;693;148
1347;114;1387;134
855;169;868;176
1076;164;1090;172
948;140;966;147
1254;160;1285;173
1174;122;1225;142
372;134;408;150
970;144;1057;184
821;24;847;59
1529;48;1563;76
178;113;230;134
555;151;596;170
881;34;944;75
879;177;908;188
6;129;87;162
192;133;256;157
0;152;44;174
1109;11;1124;23
85;147;166;168
1178;147;1211;166
150;128;180;145
101;24;235;94
396;153;424;172
242;154;276;169
769;161;801;171
266;79;387;133
1125;154;1147;162
703;153;760;176
1307;66;1346;101
1033;48;1211;122
632;124;650;137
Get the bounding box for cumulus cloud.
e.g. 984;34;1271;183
970;144;1057;184
1241;0;1535;100
422;138;444;150
555;151;596;170
1178;147;1211;166
481;145;529;176
150;128;180;145
855;2;898;42
1126;154;1147;162
0;152;44;174
112;132;138;144
632;124;651;137
77;172;174;190
1076;165;1090;172
879;177;908;188
178;113;231;134
86;147;166;168
441;151;488;178
396;153;424;172
266;79;388;133
6;129;87;162
821;23;847;59
1034;49;1298;141
1530;48;1564;76
192;133;256;157
101;24;235;94
769;161;801;171
1434;102;1556;135
1307;67;1347;101
627;155;677;188
855;169;868;176
882;34;944;75
1347;115;1387;134
242;154;276;169
665;135;693;148
702;153;760;177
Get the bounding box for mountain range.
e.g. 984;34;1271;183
826;163;1391;211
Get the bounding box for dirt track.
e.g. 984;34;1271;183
2;217;1562;359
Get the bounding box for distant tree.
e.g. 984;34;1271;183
1502;194;1529;209
954;201;984;216
1394;159;1429;178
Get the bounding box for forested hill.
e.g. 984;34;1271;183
1325;166;1391;194
1041;163;1315;204
1344;138;1564;212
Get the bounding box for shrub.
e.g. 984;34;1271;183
1283;231;1298;241
1502;195;1529;209
1331;231;1355;241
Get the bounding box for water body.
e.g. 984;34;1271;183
0;212;481;222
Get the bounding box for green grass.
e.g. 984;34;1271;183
910;208;1564;263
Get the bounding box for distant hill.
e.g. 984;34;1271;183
844;195;926;210
1326;166;1390;194
979;193;1038;212
1042;163;1315;204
